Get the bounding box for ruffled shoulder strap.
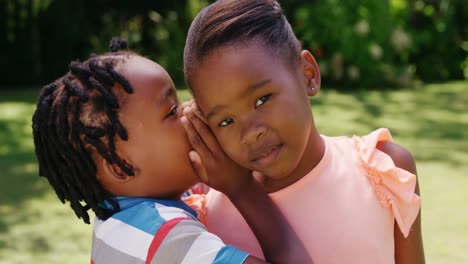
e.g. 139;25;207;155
352;128;421;237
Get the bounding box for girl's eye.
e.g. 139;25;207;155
255;94;271;108
218;118;234;127
166;105;179;117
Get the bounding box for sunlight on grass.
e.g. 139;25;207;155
419;162;468;263
0;103;34;120
0;81;467;263
0;192;92;264
0;104;36;155
0;90;93;264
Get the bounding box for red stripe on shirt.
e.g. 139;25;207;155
146;217;190;264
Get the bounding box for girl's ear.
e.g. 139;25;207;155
300;50;321;96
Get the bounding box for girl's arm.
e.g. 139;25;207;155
377;141;425;264
181;108;312;264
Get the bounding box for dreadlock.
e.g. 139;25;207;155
32;37;136;224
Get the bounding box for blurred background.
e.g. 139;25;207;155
0;0;467;263
1;0;467;88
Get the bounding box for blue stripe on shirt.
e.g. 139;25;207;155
213;245;250;264
112;200;165;235
110;197;198;235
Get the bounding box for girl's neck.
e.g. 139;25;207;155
261;126;325;193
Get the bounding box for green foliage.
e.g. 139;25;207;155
292;0;467;88
403;0;468;82
0;0;208;87
0;0;466;89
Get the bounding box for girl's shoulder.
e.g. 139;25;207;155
350;128;416;178
349;128;420;237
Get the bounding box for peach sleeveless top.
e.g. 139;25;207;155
186;128;421;263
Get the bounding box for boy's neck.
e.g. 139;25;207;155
260;127;324;193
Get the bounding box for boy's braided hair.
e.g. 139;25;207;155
32;37;136;224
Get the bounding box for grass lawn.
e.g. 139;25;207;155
0;81;467;263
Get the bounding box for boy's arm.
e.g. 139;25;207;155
377;141;425;264
229;179;310;264
181;108;312;264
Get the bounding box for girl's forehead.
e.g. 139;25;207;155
191;48;304;113
195;45;291;86
203;40;267;61
198;41;295;80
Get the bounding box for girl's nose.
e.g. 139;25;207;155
240;120;267;145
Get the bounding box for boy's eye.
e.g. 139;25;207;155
166;105;179;117
218;118;234;127
255;94;271;108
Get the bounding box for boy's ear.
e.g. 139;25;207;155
300;50;321;96
101;158;135;183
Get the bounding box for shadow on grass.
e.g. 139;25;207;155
315;81;468;166
0;89;51;234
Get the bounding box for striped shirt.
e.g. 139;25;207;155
91;197;249;264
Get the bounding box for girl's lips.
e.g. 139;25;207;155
251;144;282;167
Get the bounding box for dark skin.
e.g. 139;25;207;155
377;141;425;263
95;55;312;264
191;43;324;194
181;108;313;264
188;40;425;263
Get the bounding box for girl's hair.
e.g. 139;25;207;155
32;37;136;224
183;0;302;89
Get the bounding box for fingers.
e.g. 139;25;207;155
181;116;212;157
189;151;209;183
181;99;207;124
252;171;265;183
180;99;194;113
183;107;221;154
190;102;208;124
252;171;263;178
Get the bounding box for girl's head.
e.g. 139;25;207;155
33;38;198;224
184;0;304;88
183;0;322;186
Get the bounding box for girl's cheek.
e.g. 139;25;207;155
217;134;228;148
219;136;236;153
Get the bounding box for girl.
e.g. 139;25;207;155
181;0;425;263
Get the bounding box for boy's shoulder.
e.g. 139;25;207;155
91;197;198;262
98;197;198;235
91;197;249;264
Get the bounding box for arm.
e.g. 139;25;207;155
181;106;312;264
377;141;425;264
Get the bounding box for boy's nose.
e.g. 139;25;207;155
240;121;267;145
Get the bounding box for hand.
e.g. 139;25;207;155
181;103;252;197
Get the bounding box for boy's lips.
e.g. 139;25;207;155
250;144;283;167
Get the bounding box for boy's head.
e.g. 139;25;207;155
33;38;198;224
183;0;321;184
